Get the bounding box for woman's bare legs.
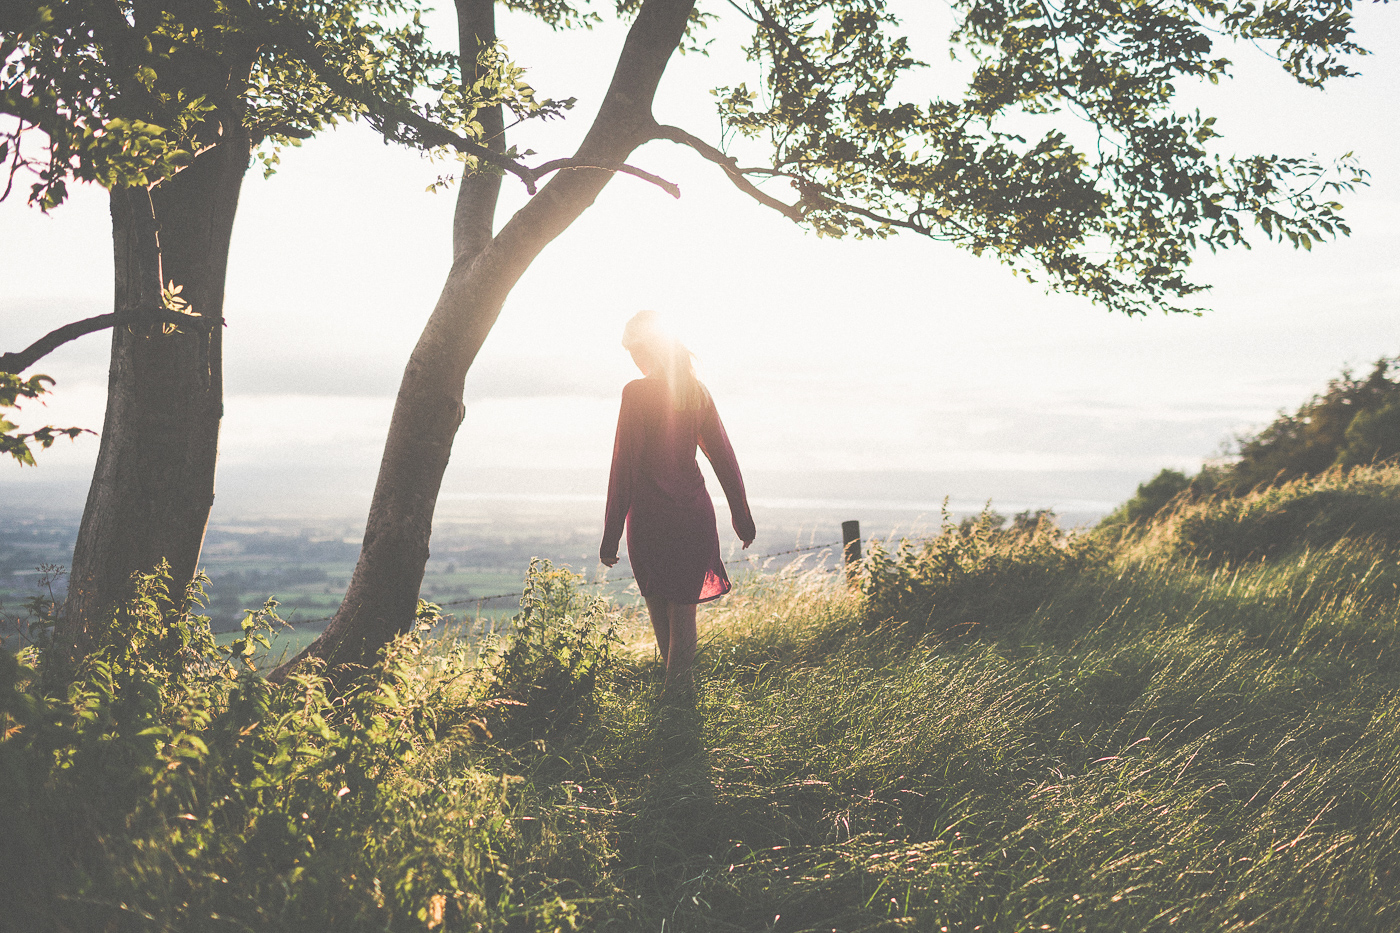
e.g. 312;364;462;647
643;596;699;689
645;596;671;663
665;602;698;689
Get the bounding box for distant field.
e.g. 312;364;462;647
1;499;983;642
212;567;653;670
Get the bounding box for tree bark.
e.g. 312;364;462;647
271;0;697;680
58;140;248;660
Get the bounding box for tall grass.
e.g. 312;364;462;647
1127;462;1400;565
5;484;1400;930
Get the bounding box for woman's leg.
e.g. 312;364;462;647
665;601;698;688
644;596;671;664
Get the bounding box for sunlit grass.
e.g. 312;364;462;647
6;480;1400;930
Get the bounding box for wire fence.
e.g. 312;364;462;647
277;538;847;628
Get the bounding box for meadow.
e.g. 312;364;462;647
3;465;1399;931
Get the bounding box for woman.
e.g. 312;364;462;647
600;311;756;689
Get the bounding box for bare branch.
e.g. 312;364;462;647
0;313;116;374
0;309;221;374
249;16;683;202
531;158;681;197
651;124;802;221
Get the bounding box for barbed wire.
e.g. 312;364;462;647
277;539;847;628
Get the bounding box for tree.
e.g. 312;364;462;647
1100;467;1192;528
1191;356;1400;493
1;0;498;661
272;0;1377;678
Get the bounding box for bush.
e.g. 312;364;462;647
0;560;622;932
1218;356;1400;494
484;558;618;745
1338;397;1400;468
1134;463;1400;565
1099;468;1192;528
861;506;1100;639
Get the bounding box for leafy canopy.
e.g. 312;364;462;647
712;0;1374;314
4;0;1383;316
383;0;1381;316
0;0;556;209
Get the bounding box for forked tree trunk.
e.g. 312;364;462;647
271;0;697;680
59;142;248;660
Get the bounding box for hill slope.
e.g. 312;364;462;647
4;469;1400;931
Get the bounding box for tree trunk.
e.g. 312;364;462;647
59;141;248;660
271;0;697;680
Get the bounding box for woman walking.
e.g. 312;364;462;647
600;311;756;690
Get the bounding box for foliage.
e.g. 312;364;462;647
8;0;1378;316
860;504;1099;639
0;560;621;932
1122;462;1400;566
1101;357;1400;542
0;0;555;208
10;473;1400;928
1100;467;1193;528
720;0;1372;314
1212;356;1400;493
0;372;89;465
1337;392;1400;469
483;558;618;745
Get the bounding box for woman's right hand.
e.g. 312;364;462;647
600;552;620;568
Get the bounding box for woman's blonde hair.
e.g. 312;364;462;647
622;310;706;411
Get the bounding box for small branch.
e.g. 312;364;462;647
252;16;680;200
0;309;221;374
827;197;972;241
530;158;681;197
651;124;802;221
245;16;544;190
1;116;27;203
0;313;116;374
828;199;933;234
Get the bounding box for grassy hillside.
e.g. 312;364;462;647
4;468;1400;931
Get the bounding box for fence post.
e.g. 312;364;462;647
842;520;862;583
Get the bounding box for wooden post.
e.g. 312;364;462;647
842;520;862;582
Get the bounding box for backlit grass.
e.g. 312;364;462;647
5;479;1400;931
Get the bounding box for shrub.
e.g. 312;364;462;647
0;560;622;932
1099;467;1192;529
1216;355;1400;494
1136;463;1400;565
1338;397;1400;468
861;506;1100;639
484;558;618;745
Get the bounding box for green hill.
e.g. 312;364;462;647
5;468;1400;931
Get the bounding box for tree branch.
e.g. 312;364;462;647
0;313;116;374
0;309;221;374
651;124;802;220
250;14;685;202
531;157;681;197
245;16;546;190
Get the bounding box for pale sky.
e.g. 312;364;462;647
2;3;1398;520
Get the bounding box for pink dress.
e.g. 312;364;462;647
601;377;756;603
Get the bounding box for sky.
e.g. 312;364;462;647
2;2;1398;526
